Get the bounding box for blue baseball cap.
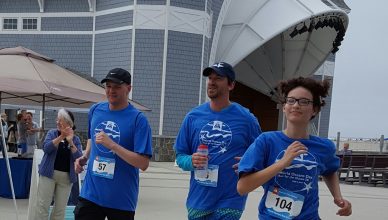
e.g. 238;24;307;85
202;62;235;81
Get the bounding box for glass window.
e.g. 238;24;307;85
22;18;38;30
3;18;18;30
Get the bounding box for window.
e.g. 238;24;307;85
3;18;18;30
22;18;37;30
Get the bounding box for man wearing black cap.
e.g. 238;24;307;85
74;68;152;220
174;62;262;219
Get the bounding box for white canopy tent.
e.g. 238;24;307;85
0;46;149;111
211;0;349;98
0;46;149;219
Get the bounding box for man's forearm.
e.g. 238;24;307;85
112;142;150;171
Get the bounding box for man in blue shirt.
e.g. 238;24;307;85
174;62;262;219
74;68;153;220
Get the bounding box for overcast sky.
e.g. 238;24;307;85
328;1;388;138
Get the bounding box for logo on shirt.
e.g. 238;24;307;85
94;121;120;154
199;120;232;155
275;151;317;193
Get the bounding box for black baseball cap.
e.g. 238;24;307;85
101;68;131;84
202;62;236;81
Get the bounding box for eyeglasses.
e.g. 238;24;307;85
285;97;313;106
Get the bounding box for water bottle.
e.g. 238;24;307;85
195;144;208;179
17;145;22;157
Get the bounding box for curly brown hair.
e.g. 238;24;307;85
277;77;331;115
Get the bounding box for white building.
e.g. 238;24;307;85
0;0;350;160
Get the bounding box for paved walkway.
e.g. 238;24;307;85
1;162;388;219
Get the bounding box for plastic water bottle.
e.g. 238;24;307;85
195;144;208;179
17;145;22;157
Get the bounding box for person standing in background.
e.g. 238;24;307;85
7;121;17;153
16;111;27;157
35;108;82;220
338;142;352;155
0;113;8;157
25;112;41;158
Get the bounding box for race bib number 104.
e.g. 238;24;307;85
265;186;304;219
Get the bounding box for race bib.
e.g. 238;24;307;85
194;164;219;187
265;186;304;219
92;156;115;179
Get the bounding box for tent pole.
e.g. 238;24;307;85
0;109;19;220
42;94;45;131
0;91;2;158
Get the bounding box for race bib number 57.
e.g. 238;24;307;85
92;156;116;179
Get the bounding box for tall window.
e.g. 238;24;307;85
3;18;18;30
22;18;37;30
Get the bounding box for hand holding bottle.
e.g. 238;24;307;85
192;144;208;168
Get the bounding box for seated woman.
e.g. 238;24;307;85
35;108;82;220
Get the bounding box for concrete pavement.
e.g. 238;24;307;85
139;162;388;219
1;162;388;219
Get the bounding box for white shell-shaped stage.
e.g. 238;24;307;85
211;0;349;96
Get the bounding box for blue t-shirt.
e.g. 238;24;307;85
238;131;340;220
80;102;152;211
174;102;261;211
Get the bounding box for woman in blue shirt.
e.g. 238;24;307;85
35;108;82;220
238;77;352;219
